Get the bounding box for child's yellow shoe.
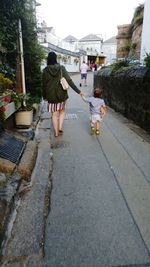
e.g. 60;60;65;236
96;129;100;135
91;127;95;135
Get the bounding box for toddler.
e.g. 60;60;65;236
82;88;106;135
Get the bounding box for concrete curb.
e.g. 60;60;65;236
17;140;38;181
0;158;16;175
1;115;53;266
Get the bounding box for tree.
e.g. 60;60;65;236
0;0;45;97
0;0;21;68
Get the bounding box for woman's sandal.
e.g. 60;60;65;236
59;130;64;135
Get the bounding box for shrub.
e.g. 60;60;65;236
144;53;150;69
111;59;130;72
0;73;13;92
0;64;15;82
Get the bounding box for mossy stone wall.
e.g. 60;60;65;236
94;66;150;132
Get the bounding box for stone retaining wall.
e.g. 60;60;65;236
116;4;144;60
94;66;150;132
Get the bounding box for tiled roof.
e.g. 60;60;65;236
45;27;53;32
79;34;102;42
63;35;78;42
103;36;117;44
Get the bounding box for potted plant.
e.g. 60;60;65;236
0;94;12;123
14;93;33;128
0;89;16;123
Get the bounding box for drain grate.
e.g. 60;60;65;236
65;113;78;120
0;132;25;164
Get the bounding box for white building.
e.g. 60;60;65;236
79;34;102;55
38;23;118;70
37;23;87;72
78;34;104;65
63;35;79;52
102;36;117;65
38;22;116;71
140;0;150;63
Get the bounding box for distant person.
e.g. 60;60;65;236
42;51;84;137
91;62;96;72
82;88;106;135
80;61;88;87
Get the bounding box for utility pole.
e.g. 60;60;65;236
16;19;26;94
18;19;26;94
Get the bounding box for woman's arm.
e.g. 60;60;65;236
61;66;81;94
81;95;88;102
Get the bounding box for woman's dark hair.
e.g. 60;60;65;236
94;88;103;98
47;52;57;65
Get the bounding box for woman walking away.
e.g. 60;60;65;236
42;52;84;137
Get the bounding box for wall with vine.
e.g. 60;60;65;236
94;64;150;133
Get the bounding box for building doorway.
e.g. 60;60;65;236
87;55;105;70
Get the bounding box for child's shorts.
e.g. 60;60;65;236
90;114;102;123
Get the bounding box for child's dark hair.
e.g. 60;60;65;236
94;88;103;98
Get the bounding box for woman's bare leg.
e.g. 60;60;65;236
96;121;100;131
58;108;65;131
52;111;58;136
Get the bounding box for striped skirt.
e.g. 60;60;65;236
48;102;66;113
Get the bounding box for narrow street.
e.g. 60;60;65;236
42;72;150;267
1;1;150;266
1;72;150;267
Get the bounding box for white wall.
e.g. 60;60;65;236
140;0;150;62
102;43;117;64
79;41;102;56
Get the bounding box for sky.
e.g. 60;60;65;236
36;0;144;40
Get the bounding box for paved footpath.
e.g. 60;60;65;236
1;72;150;267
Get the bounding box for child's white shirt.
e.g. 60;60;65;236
86;97;105;115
